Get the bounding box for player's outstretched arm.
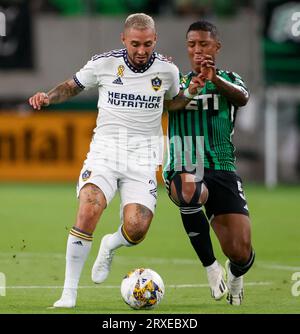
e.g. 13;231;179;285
164;75;205;111
200;55;249;107
212;75;249;107
29;78;83;110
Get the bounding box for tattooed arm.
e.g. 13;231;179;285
29;78;83;110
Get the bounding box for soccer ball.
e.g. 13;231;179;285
121;268;165;310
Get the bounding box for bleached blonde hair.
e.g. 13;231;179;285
124;13;155;32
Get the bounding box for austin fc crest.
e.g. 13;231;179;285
151;76;162;91
82;169;92;181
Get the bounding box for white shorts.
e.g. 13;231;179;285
76;160;158;213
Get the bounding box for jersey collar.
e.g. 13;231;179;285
123;49;156;73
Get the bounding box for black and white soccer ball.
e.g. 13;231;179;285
121;268;165;310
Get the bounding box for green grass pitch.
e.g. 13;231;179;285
0;183;299;314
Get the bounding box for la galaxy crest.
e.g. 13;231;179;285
151;76;162;91
82;169;92;181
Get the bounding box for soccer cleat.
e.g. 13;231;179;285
53;289;77;308
91;234;115;284
225;260;244;306
206;263;228;301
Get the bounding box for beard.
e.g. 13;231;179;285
129;54;150;68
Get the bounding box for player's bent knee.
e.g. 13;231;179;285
77;184;106;225
123;203;152;244
122;223;148;245
226;241;252;264
229;251;250;264
169;174;208;207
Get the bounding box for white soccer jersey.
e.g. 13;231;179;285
74;48;180;168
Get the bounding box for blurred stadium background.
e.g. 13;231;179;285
0;0;300;184
0;0;300;314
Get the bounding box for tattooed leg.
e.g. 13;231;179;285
122;203;153;244
75;183;107;234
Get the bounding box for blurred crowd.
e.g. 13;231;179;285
26;0;252;17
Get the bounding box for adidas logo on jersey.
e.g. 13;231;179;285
112;77;123;85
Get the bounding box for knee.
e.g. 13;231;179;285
182;182;197;203
170;183;194;205
122;204;153;244
77;183;106;228
123;219;150;244
169;176;208;207
226;239;252;264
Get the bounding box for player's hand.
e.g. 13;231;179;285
29;92;50;110
200;55;216;82
187;74;206;95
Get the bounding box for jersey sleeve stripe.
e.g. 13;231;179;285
155;53;172;63
73;74;85;89
92;49;125;61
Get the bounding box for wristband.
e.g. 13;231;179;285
183;87;202;99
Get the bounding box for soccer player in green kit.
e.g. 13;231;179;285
163;21;255;306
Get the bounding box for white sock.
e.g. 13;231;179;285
107;225;134;250
62;233;92;292
205;260;220;274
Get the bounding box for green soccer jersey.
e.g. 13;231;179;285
163;69;249;178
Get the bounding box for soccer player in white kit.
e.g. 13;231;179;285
29;13;204;308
